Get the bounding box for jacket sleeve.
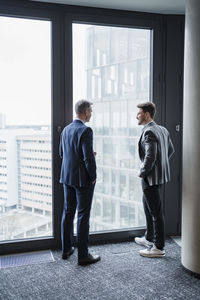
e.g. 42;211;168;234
168;136;175;159
81;127;97;182
139;131;157;178
59;132;63;159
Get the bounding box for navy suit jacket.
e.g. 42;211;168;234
139;121;174;186
59;119;96;187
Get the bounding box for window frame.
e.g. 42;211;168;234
0;2;65;254
0;0;170;254
64;9;163;244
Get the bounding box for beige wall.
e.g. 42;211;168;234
182;0;200;275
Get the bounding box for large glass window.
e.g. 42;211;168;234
0;17;52;241
73;23;151;231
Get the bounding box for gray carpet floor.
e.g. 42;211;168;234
0;239;199;300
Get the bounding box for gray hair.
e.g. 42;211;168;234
75;99;93;115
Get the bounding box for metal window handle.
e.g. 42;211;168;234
176;124;180;132
57;126;62;133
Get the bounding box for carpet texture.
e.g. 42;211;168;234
0;239;199;300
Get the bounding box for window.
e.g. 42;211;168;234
0;16;52;241
73;23;151;231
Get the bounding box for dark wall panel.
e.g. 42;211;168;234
164;15;184;235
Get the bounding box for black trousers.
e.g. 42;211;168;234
142;177;165;250
61;183;95;259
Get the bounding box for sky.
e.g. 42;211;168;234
0;18;90;126
0;17;150;126
0;17;51;126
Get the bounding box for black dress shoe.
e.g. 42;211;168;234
78;253;101;265
62;247;75;259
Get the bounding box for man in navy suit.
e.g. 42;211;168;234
59;99;100;265
135;102;174;258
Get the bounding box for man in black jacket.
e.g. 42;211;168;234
135;102;174;257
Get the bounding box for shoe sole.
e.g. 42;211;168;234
135;240;153;247
140;253;165;258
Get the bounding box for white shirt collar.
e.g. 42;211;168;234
75;118;85;124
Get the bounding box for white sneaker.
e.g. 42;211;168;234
135;236;153;247
139;245;165;258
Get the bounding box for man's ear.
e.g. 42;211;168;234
145;111;151;119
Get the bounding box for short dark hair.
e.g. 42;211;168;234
75;99;93;115
137;102;156;119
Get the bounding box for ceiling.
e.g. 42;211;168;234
31;0;186;15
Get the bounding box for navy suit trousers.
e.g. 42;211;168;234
142;177;165;250
61;183;95;259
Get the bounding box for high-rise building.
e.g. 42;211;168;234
17;133;52;217
85;26;150;231
0;126;52;240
